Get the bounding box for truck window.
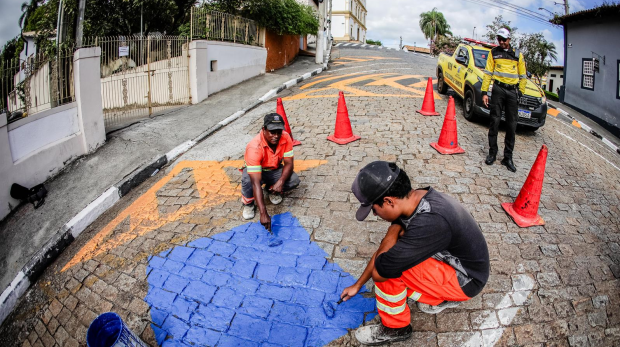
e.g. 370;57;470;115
457;48;469;63
473;49;489;69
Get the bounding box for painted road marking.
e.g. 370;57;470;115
284;72;441;101
549;116;620;158
62;160;327;272
335;43;342;47
557;131;620;172
547;108;560;117
467;274;535;347
145;213;377;346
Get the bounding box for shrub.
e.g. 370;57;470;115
366;39;382;46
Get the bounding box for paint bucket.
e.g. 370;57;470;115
87;312;147;347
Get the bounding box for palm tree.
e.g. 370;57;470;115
540;41;557;63
419;8;452;46
18;0;43;30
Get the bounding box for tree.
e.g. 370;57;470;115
431;35;462;56
484;15;517;42
419;8;452;46
19;0;45;30
517;33;558;85
240;0;319;36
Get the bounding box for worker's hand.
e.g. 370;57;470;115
260;211;271;232
341;284;361;302
269;179;284;194
482;94;489;108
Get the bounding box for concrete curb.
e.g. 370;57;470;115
0;61;330;326
552;106;619;155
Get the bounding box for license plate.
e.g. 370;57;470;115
518;110;531;119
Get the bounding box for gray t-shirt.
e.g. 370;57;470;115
375;187;490;297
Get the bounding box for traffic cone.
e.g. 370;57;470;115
327;91;361;145
276;98;301;146
501;145;548;228
416;77;440;116
430;96;465;154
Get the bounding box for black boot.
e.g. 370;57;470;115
485;153;496;165
354;323;413;346
501;157;517;172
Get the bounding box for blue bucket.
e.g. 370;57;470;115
87;312;147;347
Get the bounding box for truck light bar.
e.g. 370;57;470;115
462;38;497;48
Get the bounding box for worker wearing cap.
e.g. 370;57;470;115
481;27;527;173
341;161;489;345
241;113;300;230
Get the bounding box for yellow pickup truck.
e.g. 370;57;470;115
436;39;547;131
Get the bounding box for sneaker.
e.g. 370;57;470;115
416;301;461;314
268;192;283;205
242;204;255;220
354;323;412;346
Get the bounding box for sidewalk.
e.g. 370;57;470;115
0;56;322;299
547;100;620;152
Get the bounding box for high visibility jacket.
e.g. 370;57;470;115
481;46;527;94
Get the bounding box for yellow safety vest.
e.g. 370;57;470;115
481;46;527;94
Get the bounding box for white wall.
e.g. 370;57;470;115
332;15;346;38
0;47;106;221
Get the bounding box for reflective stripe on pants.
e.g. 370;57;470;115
374;258;470;328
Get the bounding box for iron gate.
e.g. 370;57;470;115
83;36;191;130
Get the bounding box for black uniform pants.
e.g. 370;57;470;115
488;83;518;159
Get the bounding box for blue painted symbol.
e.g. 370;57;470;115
144;213;376;347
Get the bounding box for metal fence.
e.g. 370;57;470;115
82;35;191;130
1;48;74;123
191;8;261;46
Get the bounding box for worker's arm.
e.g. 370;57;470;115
481;52;495;107
249;171;270;231
340;224;403;301
517;53;527;94
270;156;294;194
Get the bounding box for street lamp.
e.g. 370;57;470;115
473;26;476;40
538;7;555;16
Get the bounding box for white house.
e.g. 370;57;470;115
331;0;367;43
544;66;564;94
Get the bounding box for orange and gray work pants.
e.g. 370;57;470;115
240;167;300;205
375;257;470;328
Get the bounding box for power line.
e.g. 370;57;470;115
459;0;557;28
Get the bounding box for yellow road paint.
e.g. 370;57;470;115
331;56;401;66
547;108;560;117
285;73;441;101
62;159;327;272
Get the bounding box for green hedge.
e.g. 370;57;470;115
544;90;559;101
366;39;382;46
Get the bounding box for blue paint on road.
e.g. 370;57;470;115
144;212;377;347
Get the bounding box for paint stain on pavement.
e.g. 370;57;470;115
62;160;326;272
144;213;377;347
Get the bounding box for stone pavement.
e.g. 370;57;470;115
1;47;619;347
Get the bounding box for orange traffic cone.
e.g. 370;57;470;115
501;145;548;227
327;91;361;145
416;77;440;116
430;96;465;154
276;98;301;146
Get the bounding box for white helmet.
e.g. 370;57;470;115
496;28;511;39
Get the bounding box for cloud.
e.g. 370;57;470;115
365;0;566;64
0;0;25;48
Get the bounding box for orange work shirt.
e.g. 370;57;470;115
245;131;294;174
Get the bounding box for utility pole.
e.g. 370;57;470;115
473;26;476;40
316;0;325;64
564;0;569;15
75;0;86;47
399;36;402;50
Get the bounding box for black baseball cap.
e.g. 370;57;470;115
351;161;401;221
264;113;286;131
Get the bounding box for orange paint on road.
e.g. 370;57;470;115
62;160;327;272
547;108;560;117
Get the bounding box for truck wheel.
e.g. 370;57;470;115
463;89;478;121
437;72;448;94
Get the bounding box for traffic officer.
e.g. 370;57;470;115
481;28;527;172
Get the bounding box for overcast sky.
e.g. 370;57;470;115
0;0;606;65
367;0;605;65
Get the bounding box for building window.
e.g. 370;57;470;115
560;75;563;78
550;74;556;77
581;58;594;90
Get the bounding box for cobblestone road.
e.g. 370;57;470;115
1;47;619;347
